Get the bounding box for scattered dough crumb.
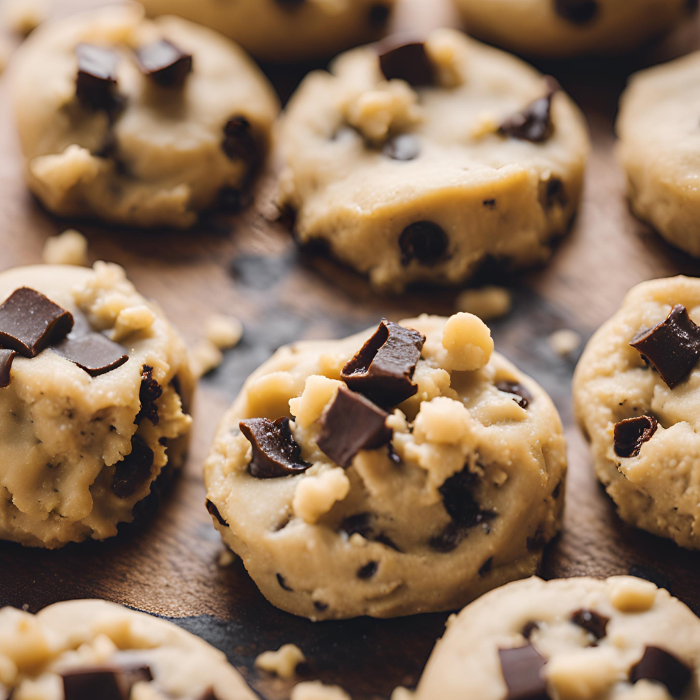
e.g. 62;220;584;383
42;229;88;267
2;0;50;36
391;688;414;700
548;329;581;356
191;339;223;378
255;644;306;679
456;286;512;321
217;549;236;567
204;314;243;350
291;681;351;700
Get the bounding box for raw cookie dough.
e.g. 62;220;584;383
138;0;397;63
0;599;256;700
406;576;700;700
0;263;194;549
617;51;700;257
574;276;700;549
453;0;692;58
10;4;279;228
277;29;589;292
204;313;567;620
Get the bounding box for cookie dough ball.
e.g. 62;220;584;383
0;263;194;549
204;313;567;619
138;0;397;63
10;5;279;229
408;576;700;700
0;599;256;699
453;0;692;58
277;30;589;291
573;276;700;549
617;52;700;257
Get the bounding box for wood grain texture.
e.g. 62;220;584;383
1;1;700;698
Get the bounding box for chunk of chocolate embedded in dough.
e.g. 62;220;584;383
630;646;691;698
571;609;609;640
75;43;119;111
499;81;559;143
613;415;657;458
240;417;310;479
377;38;435;86
52;333;129;377
0;349;16;388
135;39;192;88
498;644;549;700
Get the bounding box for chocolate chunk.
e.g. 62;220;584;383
112;435;154;499
613;415;657;458
314;601;328;612
526;526;547;552
222;116;257;165
341;320;425;407
479;557;493;576
135;365;162;426
630;646;691;698
52;333;129;377
276;573;293;591
498;644;549;700
135;39;192;88
483;199;496;209
62;665;152;700
544;177;567;209
383;134;421;161
399;221;449;266
0;349;16;388
496;381;533;409
522;622;539;640
357;561;378;579
206;499;228;527
240;417;310;479
571;609;609;639
500;81;559;143
554;0;599;24
552;480;562;499
630;305;700;388
369;3;391;25
317;386;392;467
0;287;73;357
377;38;435;87
75;43;119;111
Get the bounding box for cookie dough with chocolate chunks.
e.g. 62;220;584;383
0;599;256;700
0;263;193;548
10;5;279;228
574;275;700;549
277;29;589;291
204;312;567;619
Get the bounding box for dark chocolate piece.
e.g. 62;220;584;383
630;305;700;388
135;39;192;88
544;177;567;209
341;320;425;407
222;116;257;165
317;386;391;467
499;81;559;143
240;417;310;479
522;622;540;640
571;609;609;640
377;38;435;87
613;415;657;458
369;3;391;25
630;646;691;698
314;601;328;612
383;134;421;161
399;221;449;266
135;365;162;426
112;435;155;499
52;333;128;377
498;644;550;700
340;512;400;551
0;349;16;388
277;573;293;591
75;43;119;111
554;0;599;24
496;381;533;409
478;556;493;576
62;665;152;700
357;561;378;579
0;287;73;357
206;499;228;527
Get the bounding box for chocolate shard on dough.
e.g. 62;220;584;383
341;320;425;407
0;287;73;357
240;417;311;479
0;349;16;388
499;80;560;143
62;665;152;700
630;304;700;388
112;435;155;499
317;386;392;467
377;38;435;87
52;333;129;377
496;380;533;409
75;43;119;111
630;646;692;699
613;415;657;458
135;39;193;88
498;644;550;700
571;609;609;639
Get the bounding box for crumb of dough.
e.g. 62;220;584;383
291;681;351;700
2;0;50;36
255;644;306;679
191;339;224;378
204;314;243;350
455;286;512;321
42;229;88;266
390;689;414;700
548;329;581;356
217;549;236;567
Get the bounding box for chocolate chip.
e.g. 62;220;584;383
499;81;560;143
613;415;657;458
0;287;73;358
526;526;547;552
399;221;449;266
240;417;310;479
199;690;221;700
62;665;152;700
522;622;539;640
357;561;378;579
554;0;599;24
377;38;435;87
630;305;700;388
314;601;328;612
206;499;228;527
369;3;391;25
75;43;120;111
341;320;425;407
340;512;400;551
112;435;154;499
383;134;421;161
495;381;533;409
498;644;549;700
571;609;609;640
52;333;129;377
543;177;567;209
317;386;391;467
0;349;16;388
135;39;192;88
483;199;496;209
552;480;562;499
479;557;493;576
135;365;162;426
222;116;257;165
277;573;293;591
630;646;691;698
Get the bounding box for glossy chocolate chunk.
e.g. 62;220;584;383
75;43;119;111
317;386;392;467
206;499;228;527
112;435;155;499
399;221;449;266
377;38;435;87
341;320;425;407
630;646;691;698
0;349;16;388
571;609;609;639
135;39;192;88
62;665;152;700
52;333;129;377
240;417;310;479
630;305;700;388
383;134;421;161
496;380;533;409
135;365;162;425
498;644;550;700
500;80;559;143
613;415;657;458
554;0;599;24
222;116;257;165
0;287;73;357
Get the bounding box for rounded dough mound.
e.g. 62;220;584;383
617;51;700;257
10;4;280;229
0;599;256;700
574;276;700;549
0;264;194;549
453;0;691;58
277;29;589;292
408;576;700;700
204;313;567;620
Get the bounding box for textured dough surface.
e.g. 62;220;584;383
204;313;567;620
0;599;256;700
277;29;589;291
10;4;279;228
408;576;700;700
574;276;700;549
0;264;194;548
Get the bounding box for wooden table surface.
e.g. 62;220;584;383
1;1;700;698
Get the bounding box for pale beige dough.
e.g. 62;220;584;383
10;4;279;228
0;263;194;549
204;313;567;620
0;599;256;700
